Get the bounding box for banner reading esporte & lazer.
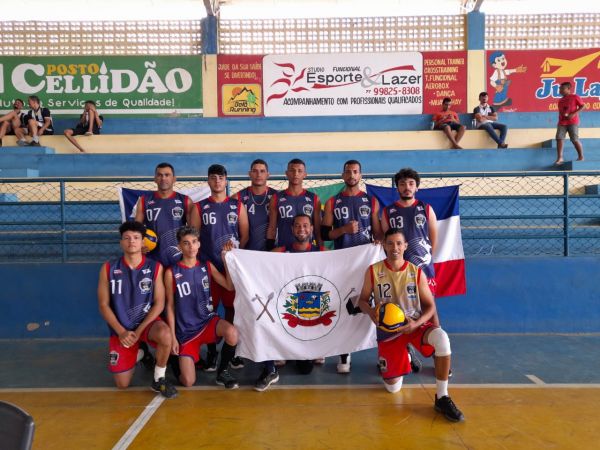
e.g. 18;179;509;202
263;53;424;116
0;56;202;115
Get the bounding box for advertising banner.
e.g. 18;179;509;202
0;56;203;115
422;51;468;114
486;49;600;112
217;55;263;116
263;52;425;116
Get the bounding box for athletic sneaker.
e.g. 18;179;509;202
254;369;279;392
229;356;245;370
336;354;351;374
408;344;422;373
151;377;178;399
203;351;218;372
27;141;40;147
434;395;465;422
17;139;27;146
216;369;239;389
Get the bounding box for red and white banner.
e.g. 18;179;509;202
263;53;425;116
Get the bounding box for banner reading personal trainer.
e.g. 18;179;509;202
226;245;384;361
263;53;425;116
485;48;600;112
0;56;202;115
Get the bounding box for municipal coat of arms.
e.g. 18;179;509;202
282;281;336;328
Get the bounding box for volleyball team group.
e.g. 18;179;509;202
98;159;464;423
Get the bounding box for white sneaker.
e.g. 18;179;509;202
336;354;351;373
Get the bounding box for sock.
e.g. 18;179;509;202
32;135;40;143
436;379;449;398
207;343;217;356
154;365;166;382
263;360;276;373
218;343;236;373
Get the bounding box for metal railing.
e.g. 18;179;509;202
1;171;600;263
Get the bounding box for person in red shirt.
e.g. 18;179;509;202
555;81;585;165
432;97;465;150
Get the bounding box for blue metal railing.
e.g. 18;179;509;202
1;171;600;262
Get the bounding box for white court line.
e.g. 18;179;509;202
111;394;165;450
525;374;546;385
2;383;600;393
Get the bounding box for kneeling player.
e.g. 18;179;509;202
358;228;464;422
165;226;239;389
97;221;177;398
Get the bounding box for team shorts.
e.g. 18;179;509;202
108;318;161;373
210;278;236;309
179;316;221;363
377;321;436;380
437;121;462;132
556;124;579;141
72;123;101;135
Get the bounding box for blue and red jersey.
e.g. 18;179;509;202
273;189;319;248
328;190;376;249
197;196;241;272
170;260;217;344
104;255;161;336
383;199;435;279
140;191;189;267
237;186;277;251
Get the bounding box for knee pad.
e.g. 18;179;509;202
383;377;403;393
428;327;451;357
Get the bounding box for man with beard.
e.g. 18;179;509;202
381;168;439;373
321;159;382;373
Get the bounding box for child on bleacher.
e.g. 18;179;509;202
64;100;103;153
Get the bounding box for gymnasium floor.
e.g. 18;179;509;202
1;334;599;449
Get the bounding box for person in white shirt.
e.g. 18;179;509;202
473;92;508;149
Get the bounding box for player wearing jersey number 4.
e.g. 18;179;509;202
358;229;464;422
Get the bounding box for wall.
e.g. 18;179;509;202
1;256;598;339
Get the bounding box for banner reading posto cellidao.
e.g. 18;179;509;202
0;56;202;115
263;53;425;116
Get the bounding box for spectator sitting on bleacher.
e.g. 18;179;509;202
0;99;27;147
473;92;508;149
22;95;53;147
64;101;103;153
432;97;465;150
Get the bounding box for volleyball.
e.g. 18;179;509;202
375;302;407;333
143;229;158;252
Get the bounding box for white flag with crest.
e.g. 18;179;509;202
225;244;384;361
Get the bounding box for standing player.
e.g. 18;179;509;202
322;159;383;373
97;221;177;398
165;227;239;389
235;159;280;391
135;162;200;267
273;214;325;375
266;158;322;250
381;168;439;372
197;164;248;371
358;228;464;422
236;159;277;251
